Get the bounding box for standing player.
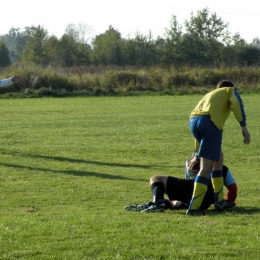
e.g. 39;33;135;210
186;80;250;216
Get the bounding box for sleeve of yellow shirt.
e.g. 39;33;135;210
228;88;246;126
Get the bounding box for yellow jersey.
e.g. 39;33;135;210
190;87;246;130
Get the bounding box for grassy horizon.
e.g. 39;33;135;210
0;95;259;259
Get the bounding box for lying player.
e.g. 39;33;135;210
124;154;237;213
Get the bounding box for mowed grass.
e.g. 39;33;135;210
0;95;259;260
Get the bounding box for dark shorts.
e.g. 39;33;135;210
166;176;194;205
166;176;214;209
190;115;222;161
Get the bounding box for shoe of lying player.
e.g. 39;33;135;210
215;200;236;211
124;202;154;212
186;208;206;216
141;203;166;213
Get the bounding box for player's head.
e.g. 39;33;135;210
216;80;234;89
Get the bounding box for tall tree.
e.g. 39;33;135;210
42;35;61;66
162;15;184;65
65;22;93;44
0;27;27;62
0;41;11;67
21;25;49;64
183;8;230;65
184;8;229;42
92;26;123;65
251;37;260;49
59;34;77;67
123;31;159;66
74;43;92;66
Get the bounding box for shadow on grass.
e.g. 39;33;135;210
207;206;260;215
227;206;260;215
166;206;260;217
0;149;166;169
0;161;147;182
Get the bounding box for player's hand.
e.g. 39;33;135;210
242;126;250;144
11;73;22;83
187;156;199;170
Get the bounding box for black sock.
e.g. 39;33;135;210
151;182;165;203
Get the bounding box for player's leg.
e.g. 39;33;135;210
212;152;235;211
124;175;168;212
187;115;221;215
141;175;168;213
211;151;224;205
187;158;213;215
150;175;167;203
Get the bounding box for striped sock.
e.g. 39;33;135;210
211;170;224;203
188;176;209;210
151;182;165;203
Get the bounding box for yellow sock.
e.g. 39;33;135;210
189;176;209;210
211;170;224;203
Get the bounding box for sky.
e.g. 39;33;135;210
1;0;260;43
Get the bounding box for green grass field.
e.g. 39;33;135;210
0;95;259;259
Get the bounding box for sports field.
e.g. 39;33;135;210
0;95;259;259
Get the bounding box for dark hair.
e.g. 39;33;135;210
216;80;234;89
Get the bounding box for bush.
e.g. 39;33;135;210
2;63;260;97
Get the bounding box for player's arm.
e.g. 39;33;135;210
0;74;22;88
229;88;251;144
229;88;246;125
0;78;13;88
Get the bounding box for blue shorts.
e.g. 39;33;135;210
189;115;222;161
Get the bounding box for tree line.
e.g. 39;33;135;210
1;8;260;68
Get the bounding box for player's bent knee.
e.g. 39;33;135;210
150;175;167;185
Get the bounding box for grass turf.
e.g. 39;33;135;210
0;95;259;259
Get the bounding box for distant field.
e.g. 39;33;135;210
0;95;259;259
